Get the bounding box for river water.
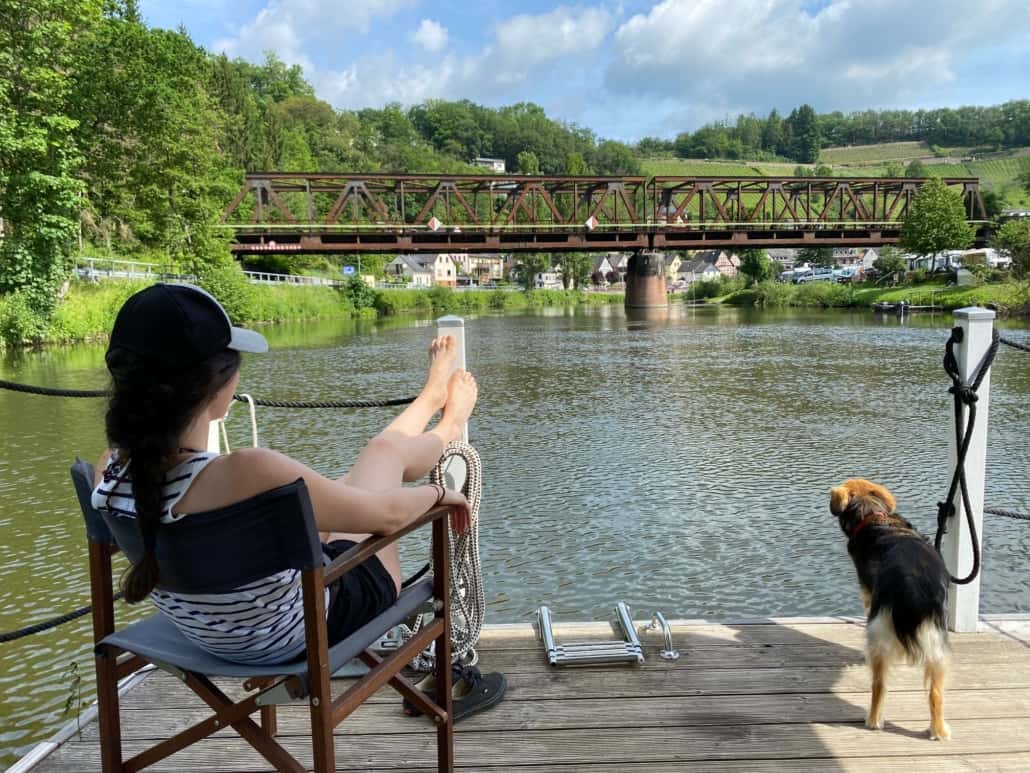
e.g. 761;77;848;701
1;304;1028;765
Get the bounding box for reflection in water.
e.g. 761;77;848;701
1;305;1028;764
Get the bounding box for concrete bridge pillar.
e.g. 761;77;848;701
625;251;667;309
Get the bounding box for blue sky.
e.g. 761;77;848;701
140;0;1029;142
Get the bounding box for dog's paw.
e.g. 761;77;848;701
929;721;952;741
865;713;884;730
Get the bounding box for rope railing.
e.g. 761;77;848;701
0;592;125;643
0;379;414;408
999;335;1030;354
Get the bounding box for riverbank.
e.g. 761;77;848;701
722;279;1030;316
0;279;625;350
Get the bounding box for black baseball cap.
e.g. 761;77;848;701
107;283;268;370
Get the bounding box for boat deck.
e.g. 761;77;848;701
27;615;1030;772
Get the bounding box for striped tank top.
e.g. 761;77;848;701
91;452;317;665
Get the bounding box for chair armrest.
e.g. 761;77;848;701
323;505;452;587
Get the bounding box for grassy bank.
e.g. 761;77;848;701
723;279;1030;316
0;280;625;349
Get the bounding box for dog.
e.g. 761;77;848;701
829;478;951;740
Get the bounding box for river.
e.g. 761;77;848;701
1;304;1028;765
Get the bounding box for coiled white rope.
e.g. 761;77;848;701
407;440;485;671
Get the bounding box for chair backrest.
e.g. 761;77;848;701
70;459;323;594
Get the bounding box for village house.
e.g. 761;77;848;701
384;256;432;287
676;257;722;284
452;253;504;284
767;249;797;271
692;249;741;278
832;247;878;268
472;157;506;173
534;270;564;290
384;254;458;287
663;253;683;280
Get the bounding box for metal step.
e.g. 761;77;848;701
536;602;645;667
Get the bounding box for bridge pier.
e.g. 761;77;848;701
625;251;667;309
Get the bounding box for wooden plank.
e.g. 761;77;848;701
117;659;1030;709
73;689;1030;742
35;717;1030;771
346;755;1030;773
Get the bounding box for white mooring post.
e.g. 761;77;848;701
436;315;468;443
941;307;995;632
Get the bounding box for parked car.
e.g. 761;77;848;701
795;268;835;284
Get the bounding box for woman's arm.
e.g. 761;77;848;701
221;447;467;534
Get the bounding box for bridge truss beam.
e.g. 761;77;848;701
222;173;988;254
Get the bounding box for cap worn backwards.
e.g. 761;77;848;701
106;283;268;371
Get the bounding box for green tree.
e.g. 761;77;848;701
790;104;821;163
72;15;237;266
905;159;928;178
738;249;773;286
516;150;540;174
0;0;102;339
885;162;904;177
589;140;641;175
798;247;835;267
899;177;975;270
555;253;592;289
873;246;907;282
1019;168;1030;196
992;219;1030;279
514;253;550;290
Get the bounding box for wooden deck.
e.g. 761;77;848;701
27;615;1030;772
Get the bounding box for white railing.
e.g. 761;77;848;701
241;271;342;287
73;258;343;288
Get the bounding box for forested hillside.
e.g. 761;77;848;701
2;0;1028;339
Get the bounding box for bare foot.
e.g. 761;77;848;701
439;370;477;440
423;336;457;410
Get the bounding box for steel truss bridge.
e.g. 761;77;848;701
222;173;989;255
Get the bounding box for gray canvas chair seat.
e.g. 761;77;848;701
100;577;433;681
71;458;456;772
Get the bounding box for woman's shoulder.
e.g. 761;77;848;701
178;447;308;513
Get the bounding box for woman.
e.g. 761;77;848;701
92;282;476;665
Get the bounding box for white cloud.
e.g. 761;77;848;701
412;19;448;53
320;5;614;108
213;0;415;68
606;0;1030;114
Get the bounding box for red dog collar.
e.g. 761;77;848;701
850;510;890;538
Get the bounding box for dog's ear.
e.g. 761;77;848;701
861;481;897;513
829;485;851;515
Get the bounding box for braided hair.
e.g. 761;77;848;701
104;347;241;602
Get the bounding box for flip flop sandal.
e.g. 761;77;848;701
403;663;507;722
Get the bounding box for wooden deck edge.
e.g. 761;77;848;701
12;613;1030;771
8;665;157;773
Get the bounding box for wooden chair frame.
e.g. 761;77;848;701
79;472;455;773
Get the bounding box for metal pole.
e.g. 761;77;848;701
942;306;994;632
436;315;467;443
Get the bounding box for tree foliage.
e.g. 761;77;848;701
555;253;593;289
992;219;1030;279
737;249;773;286
0;0;101;335
899;177;975;263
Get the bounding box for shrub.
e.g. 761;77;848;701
0;290;49;347
341;277;377;310
196;262;256;322
751;280;795;307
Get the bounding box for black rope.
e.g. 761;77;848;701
0;379;415;408
999;335;1030;354
934;326;1000;585
0;592;125;643
985;506;1030;522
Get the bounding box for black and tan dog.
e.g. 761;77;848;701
829;478;951;740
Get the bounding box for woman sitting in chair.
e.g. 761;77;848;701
92;282;476;666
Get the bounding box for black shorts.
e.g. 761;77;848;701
323;540;398;646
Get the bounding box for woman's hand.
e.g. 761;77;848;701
438;488;471;534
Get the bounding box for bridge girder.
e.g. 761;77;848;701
222;173;988;255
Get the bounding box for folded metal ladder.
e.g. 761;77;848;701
536;602;645;667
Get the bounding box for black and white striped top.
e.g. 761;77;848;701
92;452;314;665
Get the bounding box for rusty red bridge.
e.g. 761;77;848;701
222;173;988;256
